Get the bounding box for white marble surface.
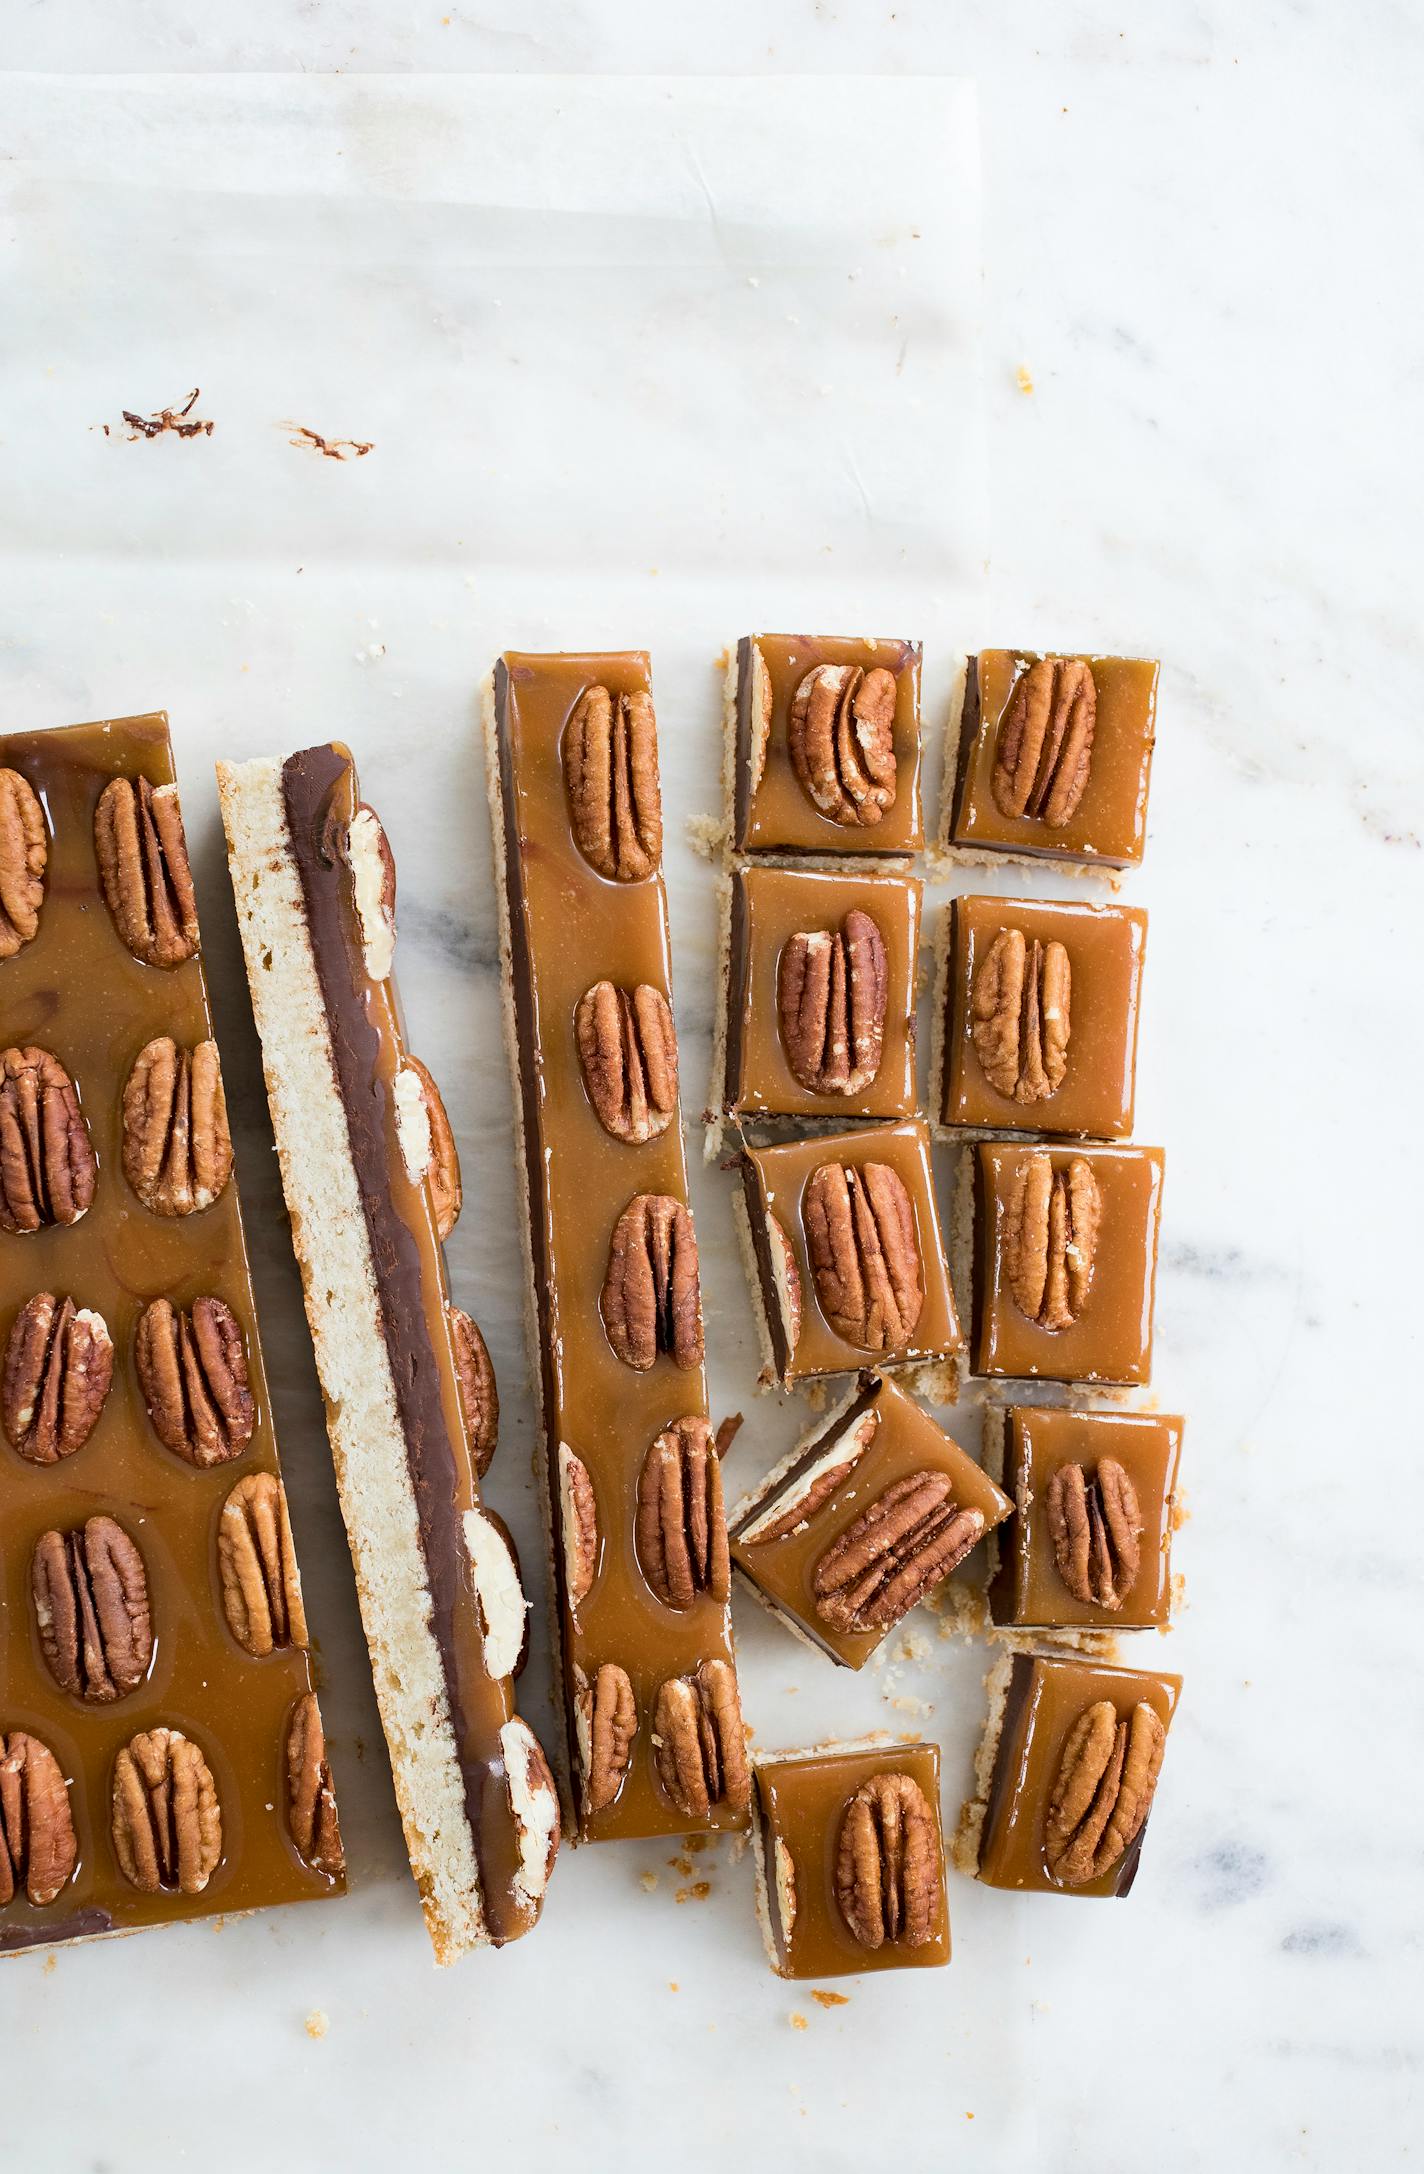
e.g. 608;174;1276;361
1;11;1419;2171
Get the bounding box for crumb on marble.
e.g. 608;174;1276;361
117;387;214;440
811;1990;849;2009
686;813;726;863
640;1871;659;1892
789;2012;808;2031
284;423;374;461
1016;364;1035;395
42;1955;56;1975
305;2010;329;2040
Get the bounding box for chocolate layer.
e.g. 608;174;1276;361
281;745;525;1942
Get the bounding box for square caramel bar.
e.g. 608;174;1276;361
986;1405;1183;1632
738;1119;961;1386
722;865;921;1126
730;1375;1010;1667
729;634;923;856
753;1739;949;1977
961;1651;1181;1898
968;1141;1163;1385
946;651;1159;868
939;895;1146;1139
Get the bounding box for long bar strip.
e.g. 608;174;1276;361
486;653;749;1842
0;714;343;1953
218;744;558;1958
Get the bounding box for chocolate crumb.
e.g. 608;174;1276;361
118;388;214;440
285;424;374;461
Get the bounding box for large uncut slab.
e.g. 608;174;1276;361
486;652;749;1843
0;714;343;1954
219;742;559;1958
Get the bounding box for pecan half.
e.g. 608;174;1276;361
739;1407;880;1545
0;1732;77;1906
286;1694;344;1877
767;1212;803;1359
813;1472;985;1634
449;1305;498;1477
0;1047;97;1233
563;683;663;880
803;1161;923;1352
394;1055;462;1239
121;1036;232;1215
778;910;888;1097
2;1294;113;1464
788;664;898;827
1044;1699;1166;1885
1046;1459;1143;1610
501;1718;561;1911
94;775;200;968
577;1662;638;1816
342;803;397;980
601;1194;703;1372
651;1659;749;1820
0;769;48;959
135;1296;255;1467
558;1443;599;1613
464;1508;529;1679
575;980;678;1143
834;1771;939;1949
1004;1152;1101;1330
218;1472;308;1655
111;1727;222;1894
971;928;1071;1104
636;1418;730;1611
991;657;1097;826
32;1516;152;1703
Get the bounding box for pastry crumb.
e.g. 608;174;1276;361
640;1871;659;1892
789;2012;808;2031
1016;364;1034;395
668;1981;679;1992
686;813;726;862
811;1990;849;2009
284;423;373;461
305;2010;329;2040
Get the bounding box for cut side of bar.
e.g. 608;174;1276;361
219;748;558;1960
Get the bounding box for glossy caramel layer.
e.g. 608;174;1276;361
0;716;342;1952
494;653;743;1843
725;865;921;1125
989;1405;1182;1632
742;1119;962;1384
976;1651;1180;1897
972;1141;1164;1386
734;634;923;856
949;652;1158;867
731;1375;1008;1668
942;895;1146;1139
755;1740;949;1977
